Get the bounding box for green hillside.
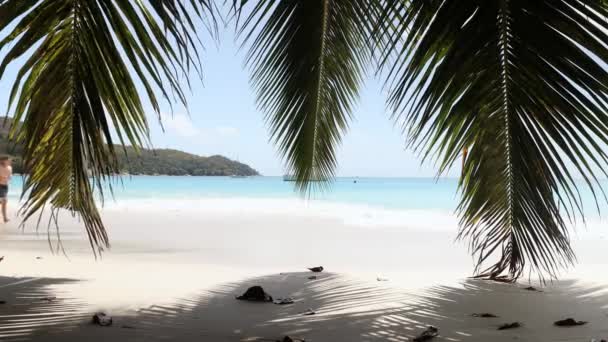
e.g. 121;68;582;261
115;147;259;176
0;118;258;176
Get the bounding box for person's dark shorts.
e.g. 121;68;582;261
0;184;8;199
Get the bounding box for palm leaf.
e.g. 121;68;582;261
238;0;378;192
0;0;214;254
382;0;608;280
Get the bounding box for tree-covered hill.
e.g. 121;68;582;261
0;118;258;176
115;147;259;176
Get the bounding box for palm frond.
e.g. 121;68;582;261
382;0;608;280
0;0;214;254
239;0;377;192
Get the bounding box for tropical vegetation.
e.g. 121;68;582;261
0;118;258;176
1;0;607;280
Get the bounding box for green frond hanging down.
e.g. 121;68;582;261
0;0;214;255
382;0;608;280
239;0;378;192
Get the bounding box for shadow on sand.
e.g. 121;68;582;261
1;273;607;341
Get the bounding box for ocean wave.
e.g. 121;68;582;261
102;197;460;232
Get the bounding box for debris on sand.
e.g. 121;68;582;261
412;326;439;341
308;266;324;273
40;296;57;302
0;256;4;262
554;318;587;327
472;313;498;318
307;276;317;280
236;286;273;302
377;277;389;282
524;286;542;292
273;297;294;305
498;322;521;330
0;300;6;304
92;312;113;326
278;336;305;342
302;308;316;316
35;257;42;260
121;325;136;329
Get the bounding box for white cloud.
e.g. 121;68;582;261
215;126;239;138
158;114;239;141
161;113;200;138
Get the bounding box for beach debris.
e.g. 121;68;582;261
302;308;316;316
0;300;6;304
524;286;542;292
307;276;317;280
377;277;389;282
35;257;42;260
40;296;57;302
412;326;439;341
121;325;136;329
236;286;273;302
472;313;498;318
308;266;324;273
554;318;587;327
0;256;4;262
277;336;305;342
498;322;521;330
92;312;113;326
273;297;295;305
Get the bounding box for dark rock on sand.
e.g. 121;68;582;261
554;318;587;327
0;300;6;304
307;276;317;280
524;286;542;292
472;313;498;318
308;266;324;273
279;336;305;342
236;286;273;302
498;322;521;330
0;256;4;262
92;312;113;326
412;326;439;341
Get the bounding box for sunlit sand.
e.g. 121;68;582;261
0;202;607;341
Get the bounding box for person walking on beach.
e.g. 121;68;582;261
0;156;13;223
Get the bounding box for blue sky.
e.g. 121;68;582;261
0;18;455;178
143;28;452;177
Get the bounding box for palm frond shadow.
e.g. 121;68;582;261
5;273;608;341
0;276;91;340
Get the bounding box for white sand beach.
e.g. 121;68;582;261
0;200;607;341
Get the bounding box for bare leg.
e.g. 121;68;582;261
2;199;8;223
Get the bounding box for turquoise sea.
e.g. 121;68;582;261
6;175;608;218
7;176;458;211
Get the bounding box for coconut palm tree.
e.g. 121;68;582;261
1;0;608;280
